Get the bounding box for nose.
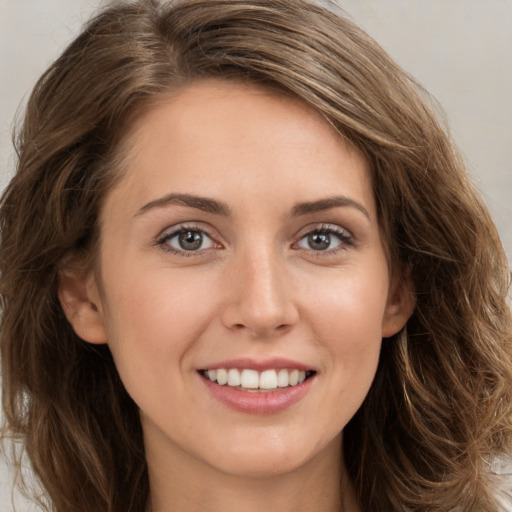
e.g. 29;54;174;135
220;247;299;339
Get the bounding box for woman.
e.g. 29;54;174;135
1;0;511;511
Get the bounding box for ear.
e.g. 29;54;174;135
381;265;415;338
58;268;107;344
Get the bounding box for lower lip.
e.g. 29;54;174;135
200;374;314;414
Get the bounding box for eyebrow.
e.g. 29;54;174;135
136;193;369;220
136;193;232;217
292;196;370;219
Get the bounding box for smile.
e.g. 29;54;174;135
200;368;315;391
198;359;317;413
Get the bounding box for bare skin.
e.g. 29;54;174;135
60;80;413;512
145;432;353;512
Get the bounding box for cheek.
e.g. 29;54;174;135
104;262;214;332
99;265;219;381
300;265;388;401
302;263;390;340
98;268;220;428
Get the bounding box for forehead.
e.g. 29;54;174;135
107;79;376;221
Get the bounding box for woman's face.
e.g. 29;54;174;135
62;80;412;479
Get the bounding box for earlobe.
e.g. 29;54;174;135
381;267;415;338
58;268;107;345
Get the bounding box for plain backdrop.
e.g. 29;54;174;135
1;1;511;510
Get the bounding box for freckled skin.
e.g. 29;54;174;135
64;80;413;512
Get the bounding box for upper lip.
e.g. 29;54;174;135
199;357;315;372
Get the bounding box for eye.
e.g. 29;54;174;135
296;225;353;253
159;226;216;254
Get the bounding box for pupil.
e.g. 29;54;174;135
309;233;330;250
179;231;203;250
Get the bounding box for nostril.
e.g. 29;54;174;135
229;322;290;336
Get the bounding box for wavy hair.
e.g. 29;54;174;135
1;1;511;510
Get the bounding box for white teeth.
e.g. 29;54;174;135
277;369;289;387
203;368;312;390
216;368;228;385
240;369;259;389
260;369;278;389
227;369;241;386
289;369;299;386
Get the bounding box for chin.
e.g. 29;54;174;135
213;453;310;479
202;430;342;479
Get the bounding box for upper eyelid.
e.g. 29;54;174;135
292;224;355;252
155;221;354;248
294;223;353;239
157;222;216;241
156;225;221;257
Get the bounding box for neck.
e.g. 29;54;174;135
144;430;361;512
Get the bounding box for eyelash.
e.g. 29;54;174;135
156;223;354;257
295;224;354;255
157;223;218;257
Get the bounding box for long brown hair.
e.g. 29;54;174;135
1;1;511;510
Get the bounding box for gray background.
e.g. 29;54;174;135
1;1;511;509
